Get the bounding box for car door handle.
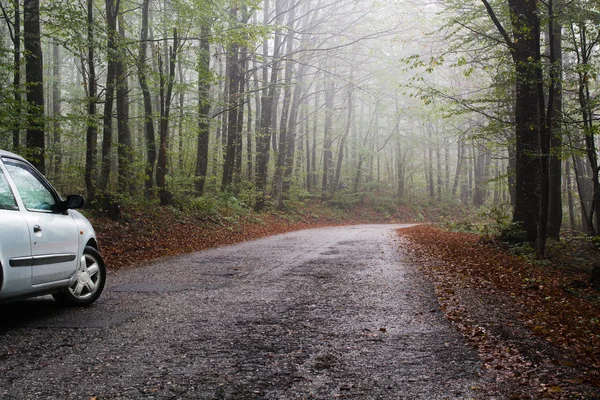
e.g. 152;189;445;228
33;225;42;233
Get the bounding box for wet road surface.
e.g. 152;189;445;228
0;224;484;399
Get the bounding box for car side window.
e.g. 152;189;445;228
0;166;18;210
3;159;57;212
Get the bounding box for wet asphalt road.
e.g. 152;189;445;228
0;224;484;399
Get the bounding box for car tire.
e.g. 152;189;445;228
53;246;106;306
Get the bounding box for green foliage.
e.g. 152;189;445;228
507;241;535;259
184;189;252;222
89;191;129;220
443;220;478;233
372;195;397;216
479;202;513;238
499;222;529;245
327;191;362;210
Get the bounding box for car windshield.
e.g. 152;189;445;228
3;159;57;211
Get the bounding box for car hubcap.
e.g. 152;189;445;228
68;254;101;300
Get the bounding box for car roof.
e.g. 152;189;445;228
0;149;27;162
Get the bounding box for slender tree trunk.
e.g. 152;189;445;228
473;144;488;207
427;125;434;199
306;108;311;191
311;82;319;188
436;146;442;201
177;60;185;174
12;0;21;150
156;28;178;205
321;82;334;199
254;0;282;210
84;0;97;201
566;159;576;230
116;16;133;195
334;81;353;191
574;27;600;234
547;13;563;239
23;0;45;173
234;40;248;183
195;25;211;196
246;77;253;181
273;4;296;207
99;0;120;191
52;41;61;178
138;0;156;198
571;151;593;233
452;139;463;199
282;69;304;197
221;9;240;190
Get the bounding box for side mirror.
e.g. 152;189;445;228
65;194;85;210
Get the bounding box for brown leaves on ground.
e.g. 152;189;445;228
398;225;600;399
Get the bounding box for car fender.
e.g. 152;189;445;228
69;210;98;254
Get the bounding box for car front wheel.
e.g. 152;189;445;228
53;246;106;306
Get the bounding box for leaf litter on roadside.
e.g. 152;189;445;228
397;225;600;399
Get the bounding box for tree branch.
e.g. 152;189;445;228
480;0;514;50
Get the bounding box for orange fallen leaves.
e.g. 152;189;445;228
398;225;600;398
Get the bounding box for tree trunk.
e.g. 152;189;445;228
84;0;97;201
547;14;563;239
574;27;600;235
452;139;463;199
116;16;133;195
156;28;178;205
282;69;304;197
12;0;21;150
427;125;435;199
234;40;248;183
507;141;516;206
98;0;120;192
565;160;576;230
221;10;240;190
52;41;61;178
473;144;489;207
177;60;185;175
334;81;353;192
246;73;254;181
572;151;593;233
23;0;45;173
138;0;156;198
483;0;542;242
311;82;319;189
273;4;296;207
321;82;334;199
509;0;542;243
195;25;211;196
254;0;282;210
436;146;442;201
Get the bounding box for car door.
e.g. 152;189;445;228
3;158;79;286
0;162;32;297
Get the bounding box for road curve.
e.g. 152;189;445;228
0;224;483;399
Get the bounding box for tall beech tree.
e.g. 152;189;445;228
195;24;211;196
137;0;156;198
98;0;120;192
481;0;542;244
156;28;179;205
84;0;97;201
23;0;45;172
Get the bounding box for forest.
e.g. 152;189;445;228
1;0;600;256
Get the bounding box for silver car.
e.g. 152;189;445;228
0;149;105;306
